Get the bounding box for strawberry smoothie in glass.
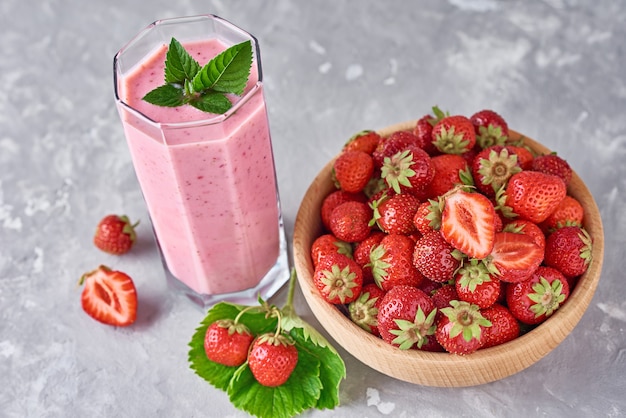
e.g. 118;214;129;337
113;15;289;306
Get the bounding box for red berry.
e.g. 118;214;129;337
504;171;567;224
435;300;491;355
333;150;375;193
313;253;363;304
329;201;372;243
431;115;476;154
544;226;593;278
204;320;254;367
413;231;462;283
369;234;424;291
480;304;520;349
93;214;139;255
248;334;298;387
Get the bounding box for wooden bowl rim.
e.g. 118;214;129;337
293;120;605;387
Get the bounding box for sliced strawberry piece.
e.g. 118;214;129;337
79;265;138;326
488;232;543;283
440;189;496;259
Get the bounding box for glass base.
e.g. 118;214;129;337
159;220;291;309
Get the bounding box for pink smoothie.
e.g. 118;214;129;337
117;39;281;295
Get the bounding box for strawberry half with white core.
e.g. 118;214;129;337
440;188;497;260
79;265;137;327
487;232;544;283
435;300;492;355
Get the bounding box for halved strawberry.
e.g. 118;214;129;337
79;265;137;327
440;189;497;259
487;232;543;283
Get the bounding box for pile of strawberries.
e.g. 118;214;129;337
310;107;593;355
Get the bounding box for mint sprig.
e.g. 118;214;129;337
143;37;252;114
188;270;346;418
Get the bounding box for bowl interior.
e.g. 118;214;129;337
293;120;604;387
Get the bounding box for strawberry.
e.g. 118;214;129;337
505;145;534;170
343;130;382;154
487;232;543;283
353;231;386;284
368;234;424;291
348;283;386;336
431;115;476;155
320;190;367;231
479;304;520;349
440;188;497;259
469;109;509;149
333;150;375;193
430;283;459;310
93;214;139;255
310;233;353;268
471;146;521;198
380;147;434;196
424;153;470;199
329;200;372;242
413;231;462;283
248;333;298;387
313;253;363;304
539;195;584;233
502;219;546;251
506;266;570;325
204;319;254;367
435;300;491;355
372;130;420;168
376;285;437;349
413;199;443;235
370;192;420;235
412;113;440;155
79;265;137;327
504;171;567;224
532;152;572;186
544;225;593;278
454;259;501;309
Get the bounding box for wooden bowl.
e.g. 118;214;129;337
293;120;605;387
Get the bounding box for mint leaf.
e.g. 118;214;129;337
191;40;252;96
142;84;185;107
228;349;322;418
189;92;233;114
143;38;252;114
164;38;201;84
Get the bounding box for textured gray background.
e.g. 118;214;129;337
1;0;625;417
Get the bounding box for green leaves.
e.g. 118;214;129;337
188;273;346;418
143;37;253;114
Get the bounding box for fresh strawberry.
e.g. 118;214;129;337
248;333;298;387
424;153;471;199
380;147;434;196
455;259;501;309
370;192;420;235
430;283;459;310
353;231;386;284
440;188;497;259
479;304;520;349
343;130;382;154
539;195;584;233
313;253;363;304
348;283;386;336
310;233;353;268
376;285;437;349
487;232;543;283
532;152;572;186
320;190;367;231
413;199;443;236
79;265;137;327
204;319;254;367
431;115;476;155
413;231;462;283
93;214;139;255
333;150;375;193
471;146;521;198
504;171;567;223
329;200;372;242
469;109;509;149
435;300;491;355
372;130;420;168
412;113;440;155
506;266;570;325
544;225;593;278
368;234;424;291
502;219;546;251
